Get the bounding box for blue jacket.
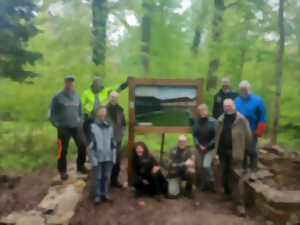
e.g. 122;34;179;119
234;94;266;136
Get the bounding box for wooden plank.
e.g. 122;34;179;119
129;76;203;87
134;126;193;134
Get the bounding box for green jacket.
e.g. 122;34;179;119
81;82;128;118
190;116;216;151
81;86;117;117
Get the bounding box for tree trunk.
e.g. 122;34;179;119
295;13;300;56
271;0;285;144
141;1;152;76
206;0;225;90
191;26;201;55
237;47;247;83
92;0;108;71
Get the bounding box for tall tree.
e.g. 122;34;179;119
271;0;285;144
191;0;209;55
206;0;225;90
206;0;240;90
92;0;108;74
141;0;153;76
0;0;42;82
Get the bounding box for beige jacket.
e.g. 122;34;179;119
215;112;252;161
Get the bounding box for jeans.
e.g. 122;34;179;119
243;133;258;172
196;150;215;188
94;161;114;197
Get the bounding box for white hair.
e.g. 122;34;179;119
109;91;119;97
223;98;234;105
178;135;187;141
239;80;251;89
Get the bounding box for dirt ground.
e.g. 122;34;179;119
70;162;266;225
0;162;266;225
0;171;54;218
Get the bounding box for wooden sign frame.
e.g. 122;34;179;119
127;76;204;184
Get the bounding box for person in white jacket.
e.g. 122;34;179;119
88;106;116;205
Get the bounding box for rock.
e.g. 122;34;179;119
0;211;45;225
75;180;86;189
256;170;274;180
265;220;274;225
15;211;45;225
0;211;25;224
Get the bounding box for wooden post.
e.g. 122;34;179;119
159;133;165;166
127;77;136;185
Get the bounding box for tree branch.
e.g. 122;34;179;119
225;1;240;9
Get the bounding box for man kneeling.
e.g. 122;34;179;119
167;135;195;199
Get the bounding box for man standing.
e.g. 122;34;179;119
106;91;126;188
216;99;252;217
167;135;195;199
213;77;238;119
49;75;87;181
235;80;266;181
81;76;128;141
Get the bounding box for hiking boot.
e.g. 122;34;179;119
154;194;163;202
77;166;89;174
249;171;257;182
60;173;69;181
94;196;101;205
167;194;179;200
111;181;123;189
183;191;194;200
208;182;216;193
101;196;113;203
236;205;246;217
200;184;209;192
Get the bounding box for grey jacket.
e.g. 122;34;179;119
106;103;126;143
88;120;116;167
49;89;83;128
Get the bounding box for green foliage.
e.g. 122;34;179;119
0;0;42;81
1;0;300;171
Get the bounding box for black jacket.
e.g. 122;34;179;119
212;89;238;119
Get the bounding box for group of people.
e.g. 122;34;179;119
49;76;266;217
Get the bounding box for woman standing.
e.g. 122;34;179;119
191;104;217;192
132;142;168;199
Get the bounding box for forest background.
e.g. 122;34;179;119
0;0;299;171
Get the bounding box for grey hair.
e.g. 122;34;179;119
239;80;251;89
93;76;102;82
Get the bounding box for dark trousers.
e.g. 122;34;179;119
57;127;86;173
83;116;94;143
220;154;233;195
220;155;244;206
243;133;258;172
111;142;122;185
134;170;168;196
